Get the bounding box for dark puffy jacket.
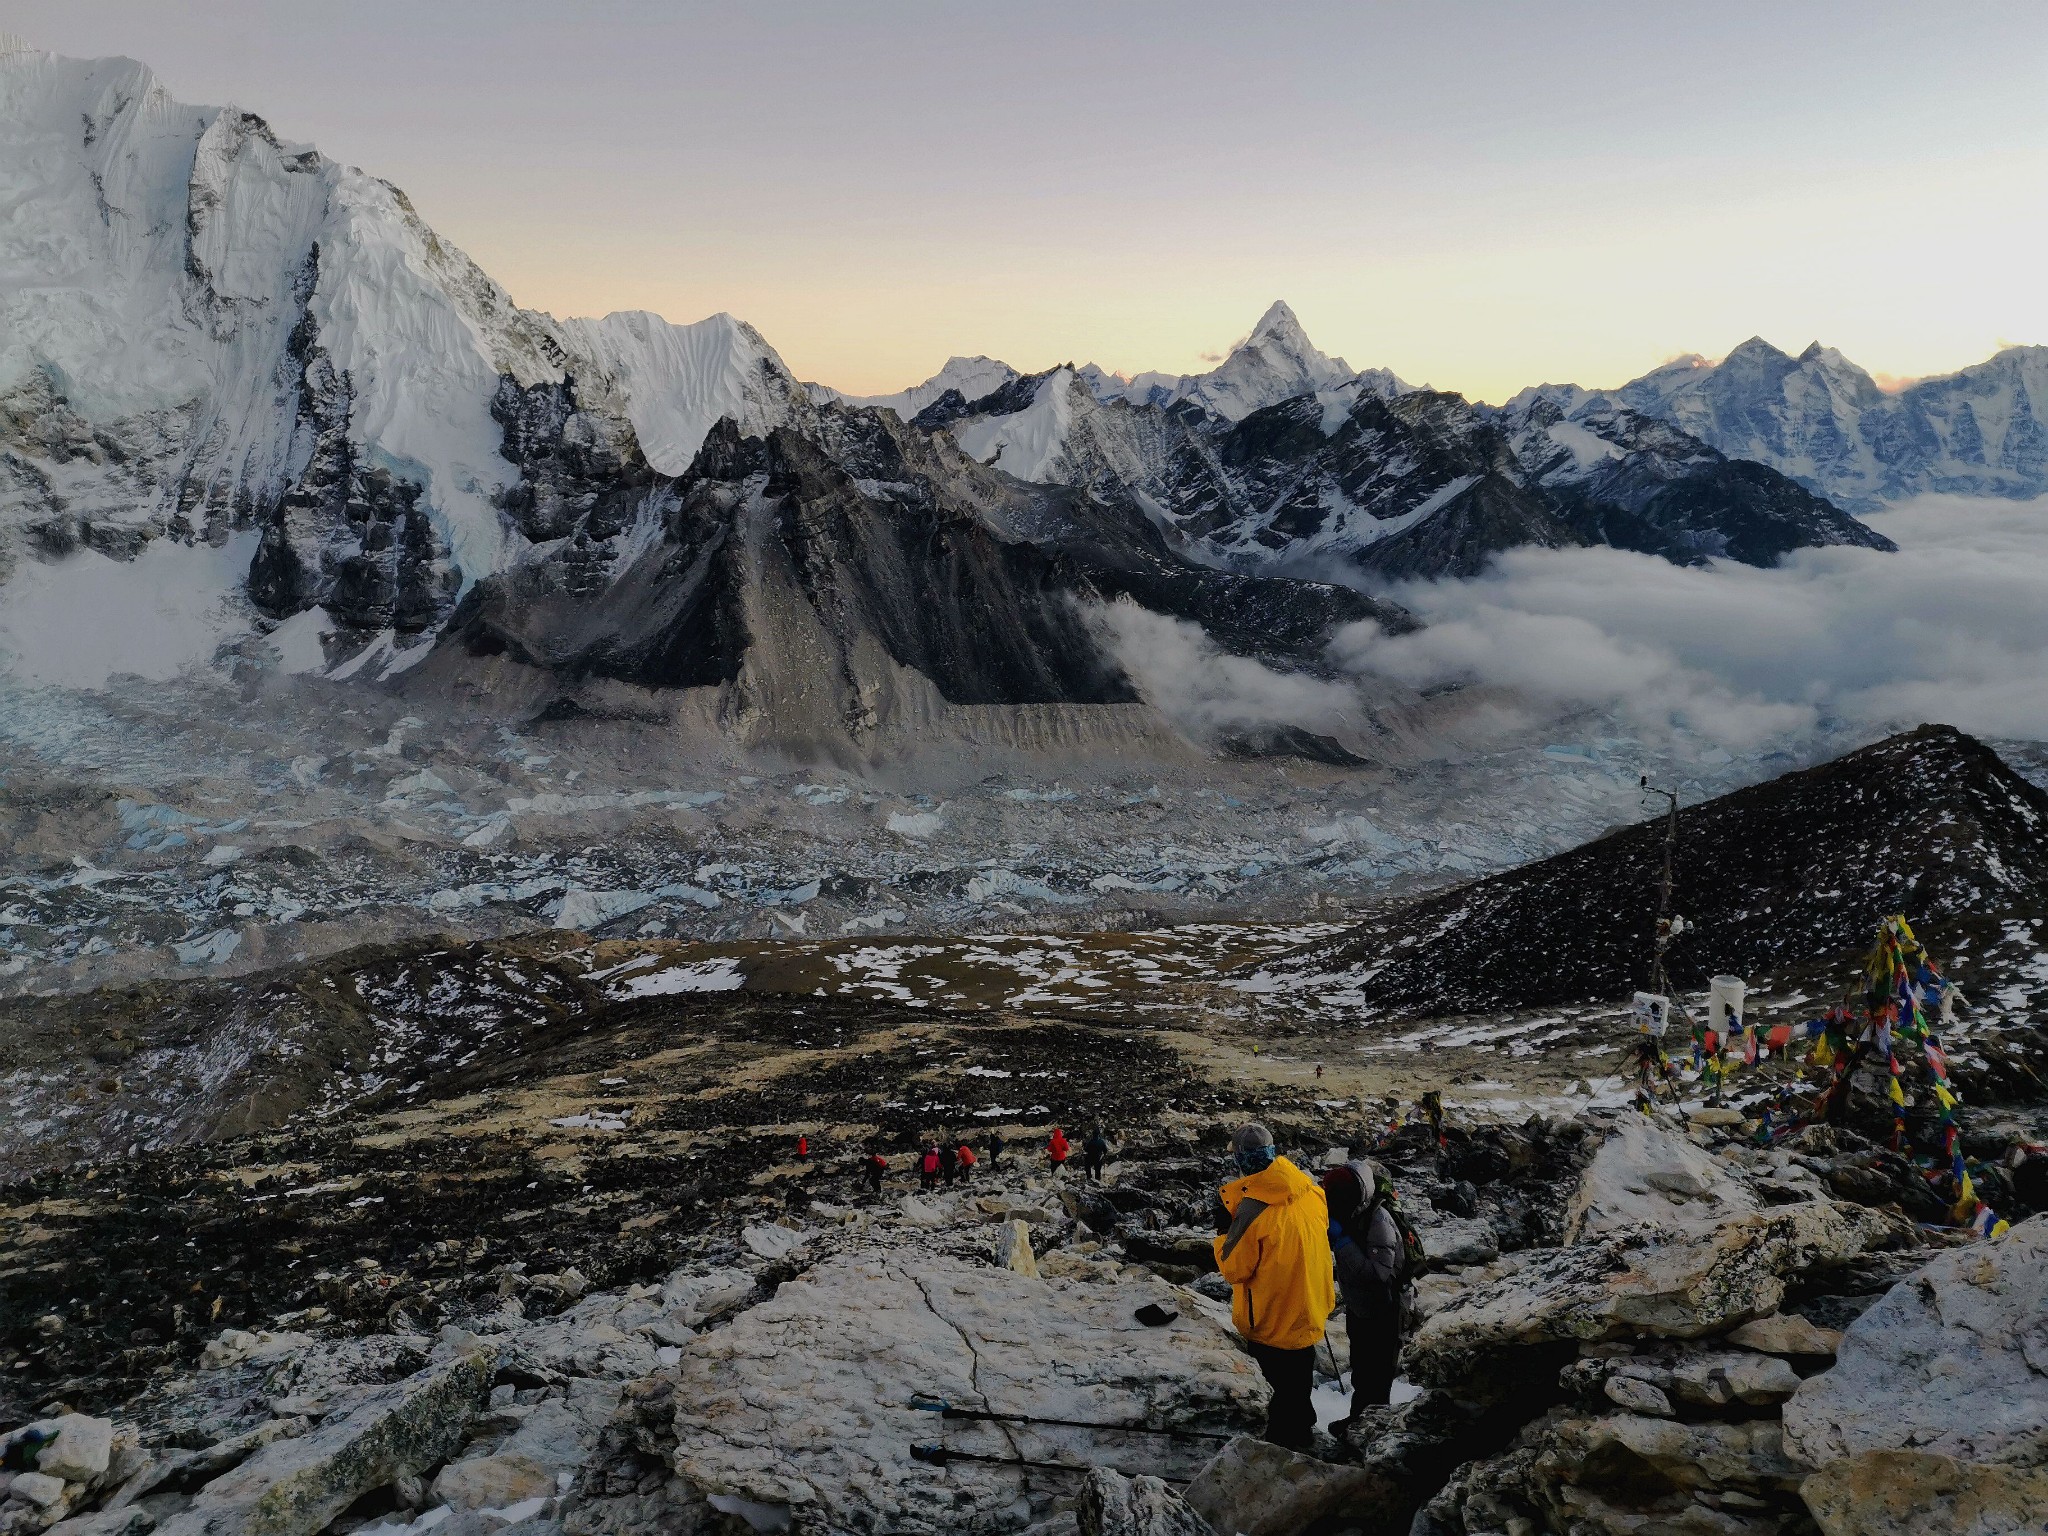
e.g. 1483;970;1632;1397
1328;1159;1403;1292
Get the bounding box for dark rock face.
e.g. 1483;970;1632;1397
1351;472;1579;582
490;376;657;544
248;250;457;630
1508;394;1897;565
758;426;1135;706
1270;724;2048;1016
448;403;1408;716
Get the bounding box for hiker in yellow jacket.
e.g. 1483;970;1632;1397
1212;1122;1335;1449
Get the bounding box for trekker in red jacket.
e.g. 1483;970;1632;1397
1047;1127;1071;1176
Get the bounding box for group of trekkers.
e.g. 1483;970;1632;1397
825;1116;1407;1447
840;1125;1117;1194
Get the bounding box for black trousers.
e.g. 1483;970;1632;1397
1247;1341;1317;1450
1342;1281;1401;1416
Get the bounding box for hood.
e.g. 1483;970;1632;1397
1224;1155;1316;1209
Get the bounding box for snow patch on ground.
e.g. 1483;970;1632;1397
612;957;746;997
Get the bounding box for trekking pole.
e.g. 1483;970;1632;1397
908;1395;1232;1442
910;1444;1191;1482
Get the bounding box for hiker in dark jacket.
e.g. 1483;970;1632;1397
939;1139;960;1187
1082;1127;1111;1182
1321;1155;1406;1420
986;1132;1005;1168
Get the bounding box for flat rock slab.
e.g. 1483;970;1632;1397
666;1248;1264;1535
1564;1113;1758;1243
1784;1215;2048;1470
1801;1450;2048;1536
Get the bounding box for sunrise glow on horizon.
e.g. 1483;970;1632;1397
11;0;2048;401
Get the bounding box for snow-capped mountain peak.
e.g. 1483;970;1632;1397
555;309;813;474
1599;334;2048;510
1072;301;1407;424
1246;298;1311;348
806;355;1021;422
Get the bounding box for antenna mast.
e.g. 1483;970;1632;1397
1641;774;1680;995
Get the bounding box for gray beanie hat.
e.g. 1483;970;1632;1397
1231;1123;1275;1155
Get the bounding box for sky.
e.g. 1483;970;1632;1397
7;1;2048;398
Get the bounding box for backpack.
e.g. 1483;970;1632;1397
1370;1179;1428;1284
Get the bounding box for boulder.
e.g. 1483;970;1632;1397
1565;1114;1758;1243
1407;1201;1907;1395
1667;1353;1802;1409
33;1418;113;1484
430;1452;555;1511
198;1331;313;1373
657;1268;756;1328
1079;1467;1215;1536
663;1248;1263;1534
1182;1436;1398;1536
493;1383;619;1474
1783;1216;2048;1470
1800;1450;2048;1536
740;1224;809;1261
105;1420;313;1511
8;1474;66;1509
994;1219;1038;1278
1525;1413;1808;1535
1603;1376;1674;1417
1725;1313;1840;1358
1120;1229;1220;1275
1060;1188;1122;1235
508;1298;664;1381
1418;1217;1498;1268
150;1344;495;1536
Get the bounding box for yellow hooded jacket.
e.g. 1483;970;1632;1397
1211;1155;1336;1350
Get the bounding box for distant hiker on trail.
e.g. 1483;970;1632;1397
940;1139;960;1187
1212;1122;1335;1452
986;1132;1005;1169
1083;1127;1111;1182
1420;1090;1446;1148
796;1133;810;1162
1047;1127;1071;1177
955;1139;978;1183
864;1147;886;1196
1321;1154;1409;1422
919;1141;941;1192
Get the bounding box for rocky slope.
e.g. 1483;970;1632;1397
1254;723;2048;1019
6;983;2042;1536
1521;335;2048;513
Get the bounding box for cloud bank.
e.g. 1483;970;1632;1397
1336;496;2048;747
1086;599;1362;741
1099;495;2048;755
